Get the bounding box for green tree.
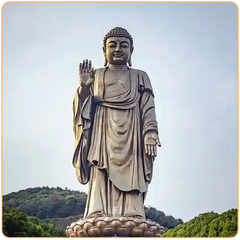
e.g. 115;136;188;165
3;208;66;237
163;209;237;237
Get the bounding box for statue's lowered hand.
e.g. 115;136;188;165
144;131;161;158
79;59;95;87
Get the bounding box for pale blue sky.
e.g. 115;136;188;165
3;2;237;222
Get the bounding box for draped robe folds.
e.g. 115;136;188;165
72;68;158;218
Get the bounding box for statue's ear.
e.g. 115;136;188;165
104;56;108;67
128;48;133;67
128;57;132;67
103;49;108;67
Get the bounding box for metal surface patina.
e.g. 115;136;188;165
67;27;163;237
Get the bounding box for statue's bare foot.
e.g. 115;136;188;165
88;211;106;218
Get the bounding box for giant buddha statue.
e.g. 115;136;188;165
67;27;164;237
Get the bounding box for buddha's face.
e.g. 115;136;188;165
105;37;132;65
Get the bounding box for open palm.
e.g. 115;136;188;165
144;131;161;157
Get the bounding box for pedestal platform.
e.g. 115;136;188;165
66;216;165;237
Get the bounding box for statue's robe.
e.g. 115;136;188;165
72;68;158;218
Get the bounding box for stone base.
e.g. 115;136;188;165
66;216;165;237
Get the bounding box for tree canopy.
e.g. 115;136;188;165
162;208;238;237
3;207;66;237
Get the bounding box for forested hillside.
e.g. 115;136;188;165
3;186;183;230
3;186;87;219
163;209;237;237
3;187;237;237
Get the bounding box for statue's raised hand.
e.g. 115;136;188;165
144;131;161;158
79;59;95;88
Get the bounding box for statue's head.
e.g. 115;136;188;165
103;27;134;67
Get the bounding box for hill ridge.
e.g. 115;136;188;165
3;186;183;230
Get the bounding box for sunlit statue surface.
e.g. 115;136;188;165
67;27;163;237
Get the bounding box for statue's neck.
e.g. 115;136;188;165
108;64;128;71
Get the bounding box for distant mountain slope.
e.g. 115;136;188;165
3;186;87;219
3;186;183;230
162;208;237;237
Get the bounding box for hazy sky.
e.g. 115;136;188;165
3;2;237;222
